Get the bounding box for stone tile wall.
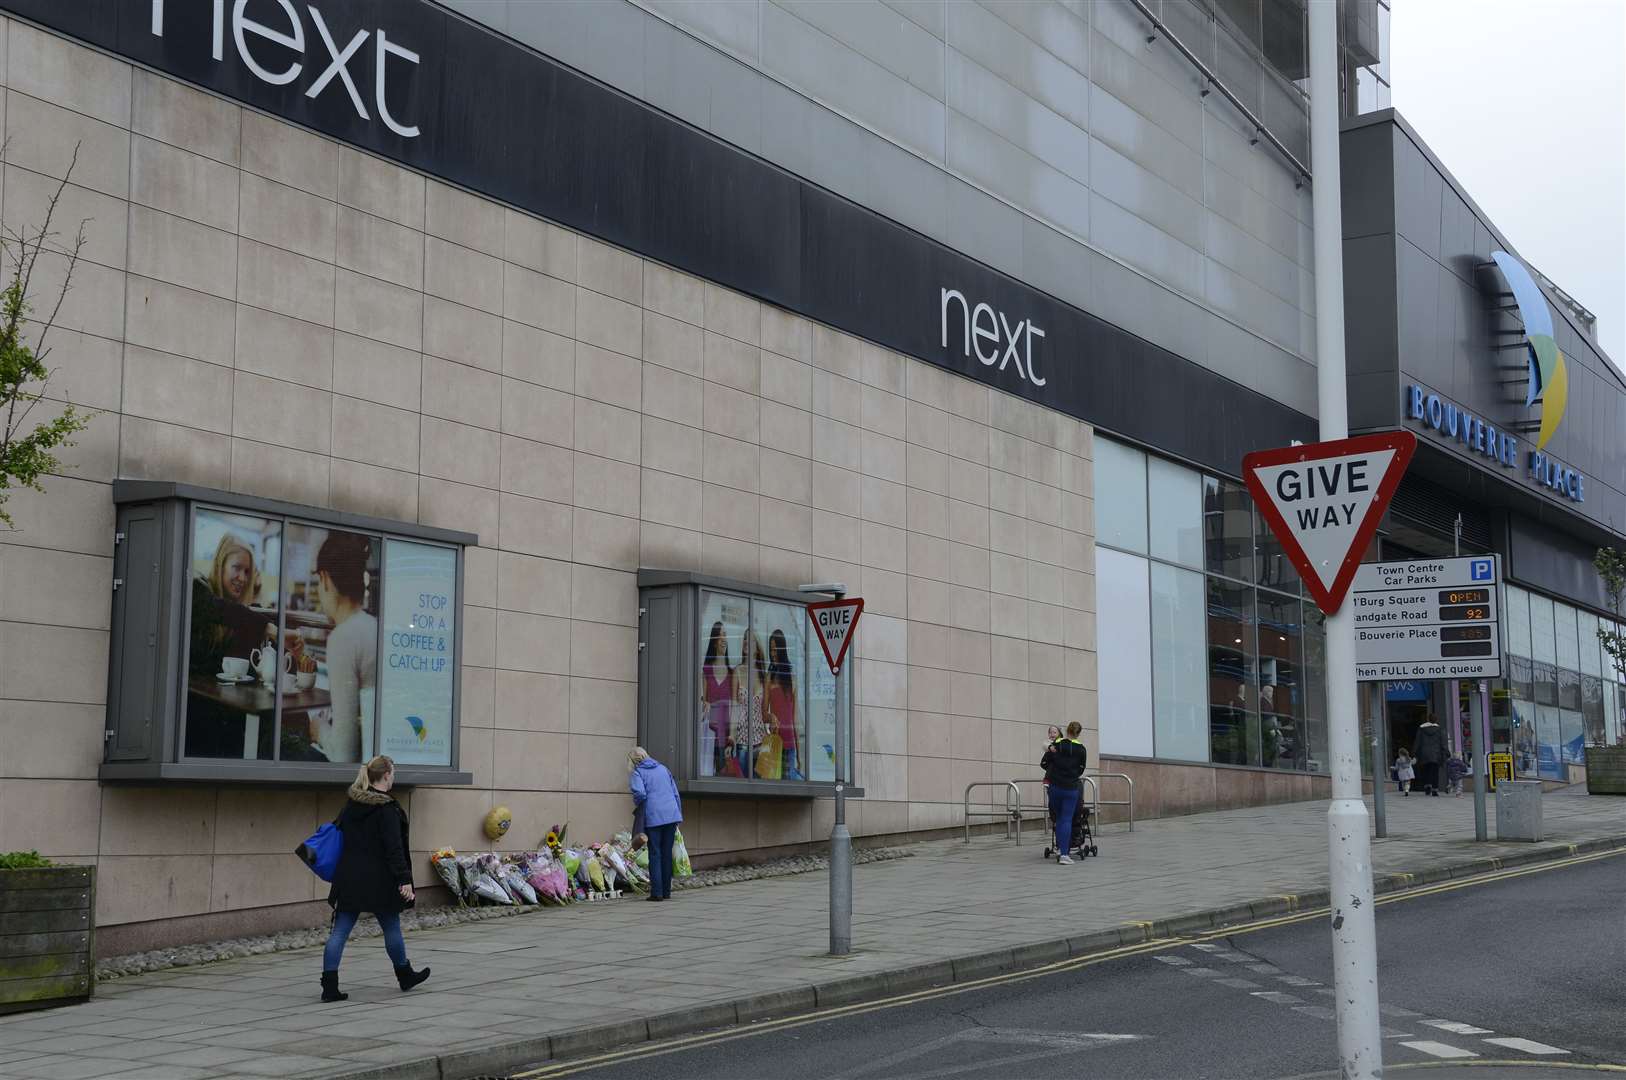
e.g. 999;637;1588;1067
0;20;1097;930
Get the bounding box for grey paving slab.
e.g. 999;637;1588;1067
11;789;1620;1080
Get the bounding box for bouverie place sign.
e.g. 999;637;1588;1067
1242;432;1417;614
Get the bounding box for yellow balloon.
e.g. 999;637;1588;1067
483;805;513;841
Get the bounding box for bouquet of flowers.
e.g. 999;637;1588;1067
476;853;524;904
459;854;512;905
543;823;567;859
562;848;582;880
525;853;571;904
499;858;538;904
430;848;465;904
583;853;607;892
603;837;647;892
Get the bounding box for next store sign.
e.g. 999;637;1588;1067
1405;385;1584;504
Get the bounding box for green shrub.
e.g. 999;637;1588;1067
0;851;52;869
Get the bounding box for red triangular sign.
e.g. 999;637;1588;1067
1242;432;1416;615
806;598;864;675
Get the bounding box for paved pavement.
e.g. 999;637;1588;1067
541;847;1626;1079
0;787;1621;1080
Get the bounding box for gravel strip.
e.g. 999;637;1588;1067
97;845;913;980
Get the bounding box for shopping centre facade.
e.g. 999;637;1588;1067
0;0;1618;952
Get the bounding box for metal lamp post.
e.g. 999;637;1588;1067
800;582;852;956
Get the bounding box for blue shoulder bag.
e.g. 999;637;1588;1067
295;819;343;882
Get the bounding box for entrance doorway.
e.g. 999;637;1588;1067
1384;680;1433;764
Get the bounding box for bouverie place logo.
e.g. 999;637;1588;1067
1491;251;1567;450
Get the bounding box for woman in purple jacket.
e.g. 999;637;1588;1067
629;747;684;901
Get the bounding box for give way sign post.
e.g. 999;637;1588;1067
1242;432;1417;615
807;597;864;675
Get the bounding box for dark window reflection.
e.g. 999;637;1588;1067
1208;576;1259;766
1509;655;1533;703
1557;667;1581;712
1581;674;1605;747
1203;476;1255;584
1533;661;1557;707
1257;590;1304;769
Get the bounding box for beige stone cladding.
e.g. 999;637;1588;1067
0;21;1095;931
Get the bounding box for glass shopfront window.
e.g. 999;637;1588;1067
1208;576;1259;766
279;523;380;765
1257;590;1305;769
1096;438;1149;554
1502;588;1622;776
1148;456;1203;569
1091;437;1326;775
106;482;474;785
184;509;459;767
1505;586;1531;658
639;573;852;795
1151;563;1209;762
694;592;814;782
1530;594;1557;666
1203;477;1255;584
1535;704;1564;780
185;509;285;760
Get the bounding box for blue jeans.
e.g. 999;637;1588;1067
323;910;408;971
1048;785;1080;856
646;822;678;898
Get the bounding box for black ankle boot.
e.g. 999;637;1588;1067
320;970;348;1002
394;963;430;991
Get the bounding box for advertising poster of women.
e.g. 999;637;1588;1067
698;590;833;782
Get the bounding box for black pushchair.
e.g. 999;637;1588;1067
1041;787;1098;860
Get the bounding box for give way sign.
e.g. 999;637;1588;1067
807;597;864;675
1242;432;1416;615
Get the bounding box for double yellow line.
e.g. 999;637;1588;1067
513;847;1625;1079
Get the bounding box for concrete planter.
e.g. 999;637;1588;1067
0;865;95;1014
1584;746;1626;795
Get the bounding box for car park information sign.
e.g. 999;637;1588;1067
1352;555;1503;681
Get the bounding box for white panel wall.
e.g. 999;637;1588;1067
439;0;1321;415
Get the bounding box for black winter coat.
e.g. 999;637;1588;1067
1041;739;1088;790
1412;722;1447;766
328;794;413;914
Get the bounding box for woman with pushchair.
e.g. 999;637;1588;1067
1041;722;1088;865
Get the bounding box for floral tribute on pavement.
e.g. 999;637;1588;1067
429;824;693;906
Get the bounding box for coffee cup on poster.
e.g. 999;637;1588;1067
296;670;316;691
220;657;250;679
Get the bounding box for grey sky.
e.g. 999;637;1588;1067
1389;0;1626;367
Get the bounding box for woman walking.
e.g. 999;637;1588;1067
629;747;684;901
320;755;431;1002
1412;714;1447;796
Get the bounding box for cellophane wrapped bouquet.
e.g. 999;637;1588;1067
430;848;464;904
523;850;572;905
459;853;512;904
609;832;650;893
499;858;538;904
